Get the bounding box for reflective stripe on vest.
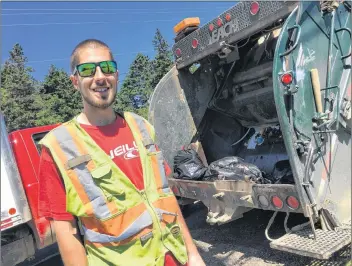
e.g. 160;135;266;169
129;112;155;149
82;208;177;243
82;210;152;243
52;126;112;220
126;113;170;194
155;152;171;194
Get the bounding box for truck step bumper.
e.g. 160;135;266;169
270;226;351;260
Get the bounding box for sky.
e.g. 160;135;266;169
1;1;235;84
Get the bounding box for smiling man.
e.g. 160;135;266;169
38;39;205;266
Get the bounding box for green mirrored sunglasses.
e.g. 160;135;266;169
73;60;118;77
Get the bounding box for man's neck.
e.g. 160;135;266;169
78;107;116;126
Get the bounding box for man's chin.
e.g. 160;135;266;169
83;94;115;110
86;100;114;109
95;101;114;109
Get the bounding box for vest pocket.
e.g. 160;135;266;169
89;163;125;196
86;163;126;220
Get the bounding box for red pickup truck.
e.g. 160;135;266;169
1;113;59;266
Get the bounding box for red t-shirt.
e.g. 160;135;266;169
38;115;183;266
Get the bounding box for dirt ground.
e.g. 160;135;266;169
19;202;351;266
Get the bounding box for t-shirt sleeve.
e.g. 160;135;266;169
38;146;74;221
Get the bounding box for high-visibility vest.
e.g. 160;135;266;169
39;112;188;266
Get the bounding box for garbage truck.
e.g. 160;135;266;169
148;0;351;260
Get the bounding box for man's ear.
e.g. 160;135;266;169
70;74;79;91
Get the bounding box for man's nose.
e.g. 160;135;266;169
94;66;106;82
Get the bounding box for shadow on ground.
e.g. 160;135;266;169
183;202;351;266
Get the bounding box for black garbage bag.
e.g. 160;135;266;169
173;146;208;180
271;160;294;184
204;156;263;183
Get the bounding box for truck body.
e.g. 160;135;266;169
1;113;59;266
149;1;351;260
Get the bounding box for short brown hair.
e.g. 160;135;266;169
70;39;114;73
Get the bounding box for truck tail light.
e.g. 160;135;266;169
225;13;231;22
272;196;283;209
287;196;300;209
250;2;260;15
281;73;293;85
192;38;199;49
258;195;269;207
171;185;179;195
209;23;214;32
9;208;16;215
175;48;182;57
217;18;223;27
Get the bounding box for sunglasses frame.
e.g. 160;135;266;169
73;60;118;77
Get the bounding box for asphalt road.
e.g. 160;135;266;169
19;202;351;266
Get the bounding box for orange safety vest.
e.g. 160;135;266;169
39;112;188;266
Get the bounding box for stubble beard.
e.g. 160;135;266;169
81;87;117;109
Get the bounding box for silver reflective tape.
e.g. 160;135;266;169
129;113;154;148
53;126;111;220
148;145;157;152
75;164;111;219
83;210;153;243
156;152;169;190
162;188;171;194
155;208;178;221
65;154;91;170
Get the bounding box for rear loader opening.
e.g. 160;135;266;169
170;24;295;186
149;19;302;220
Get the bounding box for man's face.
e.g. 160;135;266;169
70;47;118;110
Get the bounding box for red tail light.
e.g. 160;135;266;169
171;186;179;195
281;73;293;85
272;196;283;209
250;1;260;15
192;38;199;49
287;196;300;209
209;23;214;32
217;18;223;27
9;208;16;215
225;13;231;22
175;48;181;57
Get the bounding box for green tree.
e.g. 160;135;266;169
150;28;174;89
0;44;39;131
35;65;82;126
115;53;152;118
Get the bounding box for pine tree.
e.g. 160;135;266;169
115;53;152;118
150;28;174;89
0;44;38;131
36;65;82;125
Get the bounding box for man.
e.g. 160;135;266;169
38;39;205;266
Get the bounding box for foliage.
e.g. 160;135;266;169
1;44;38;131
115;28;175;119
150;28;174;89
115;53;153;118
35;65;82;125
1;29;175;131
